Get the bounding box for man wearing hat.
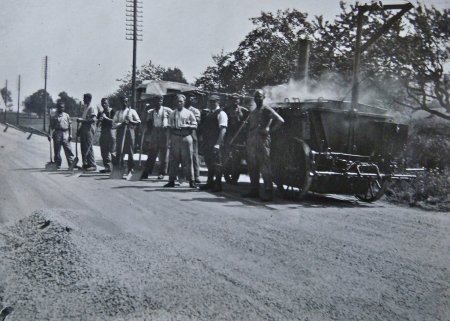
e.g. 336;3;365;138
142;94;172;179
243;89;284;201
199;95;228;192
112;96;141;174
223;93;249;184
164;94;198;188
187;95;202;184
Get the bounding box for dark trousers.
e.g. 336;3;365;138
144;127;168;175
246;134;273;192
100;129;116;170
52;130;74;167
192;130;200;180
116;127;135;170
79;124;96;168
204;146;222;186
168;134;193;182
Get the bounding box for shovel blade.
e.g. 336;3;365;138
110;165;125;179
45;162;59;171
126;165;145;181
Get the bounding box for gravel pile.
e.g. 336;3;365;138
0;209;168;321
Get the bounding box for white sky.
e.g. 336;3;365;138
0;0;448;107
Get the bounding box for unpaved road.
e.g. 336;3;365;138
0;123;449;321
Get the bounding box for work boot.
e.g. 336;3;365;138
194;178;202;184
85;166;96;172
141;170;149;179
242;189;259;198
164;181;175;188
199;181;213;190
100;169;111;173
211;184;222;193
189;180;198;189
157;174;164;180
260;190;273;202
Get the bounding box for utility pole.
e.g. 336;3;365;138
42;56;49;131
126;0;143;109
16;75;21;125
348;2;413;153
3;80;7;123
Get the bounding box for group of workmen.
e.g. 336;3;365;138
49;89;284;201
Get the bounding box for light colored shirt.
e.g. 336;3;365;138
168;108;197;129
188;106;201;123
82;104;98;121
212;106;228;128
113;108;141;126
50;112;71;130
148;106;171;128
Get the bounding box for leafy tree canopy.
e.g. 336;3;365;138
195;2;450;120
23;89;54;116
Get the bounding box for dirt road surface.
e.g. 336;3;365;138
0;123;449;321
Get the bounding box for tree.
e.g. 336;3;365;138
23;89;54;116
196;3;450;120
1;87;13;111
162;67;188;83
56;91;80;116
109;61;189;109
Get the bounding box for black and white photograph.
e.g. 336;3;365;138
0;0;449;320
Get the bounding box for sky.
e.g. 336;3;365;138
1;0;449;108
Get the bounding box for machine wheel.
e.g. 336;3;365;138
274;138;312;200
354;178;387;202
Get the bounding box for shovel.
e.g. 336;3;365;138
45;132;58;171
127;128;146;181
110;123;127;179
68;121;80;173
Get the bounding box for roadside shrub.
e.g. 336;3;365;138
386;117;450;212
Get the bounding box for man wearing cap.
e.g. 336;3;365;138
223;93;249;184
98;98;116;173
164;94;198;188
142;94;171;179
112;96;141;174
77;93;97;171
49;101;74;169
243;89;284;201
187;95;202;184
199;95;228;192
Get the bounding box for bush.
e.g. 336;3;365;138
386;117;450;212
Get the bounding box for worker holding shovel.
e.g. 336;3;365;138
77;93;98;171
112;96;141;175
49;101;74;169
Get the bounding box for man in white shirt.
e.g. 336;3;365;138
164;94;198;188
142;94;172;179
187;95;202;184
77;93;97;171
112;96;141;173
199;95;228;192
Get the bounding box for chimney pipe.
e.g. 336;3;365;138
294;39;310;87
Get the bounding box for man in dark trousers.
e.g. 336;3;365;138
142;94;171;179
187;95;202;184
112;96;141;174
199;95;228;192
244;89;284;201
77;93;97;171
223;93;249;184
49;101;74;169
98;98;116;173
